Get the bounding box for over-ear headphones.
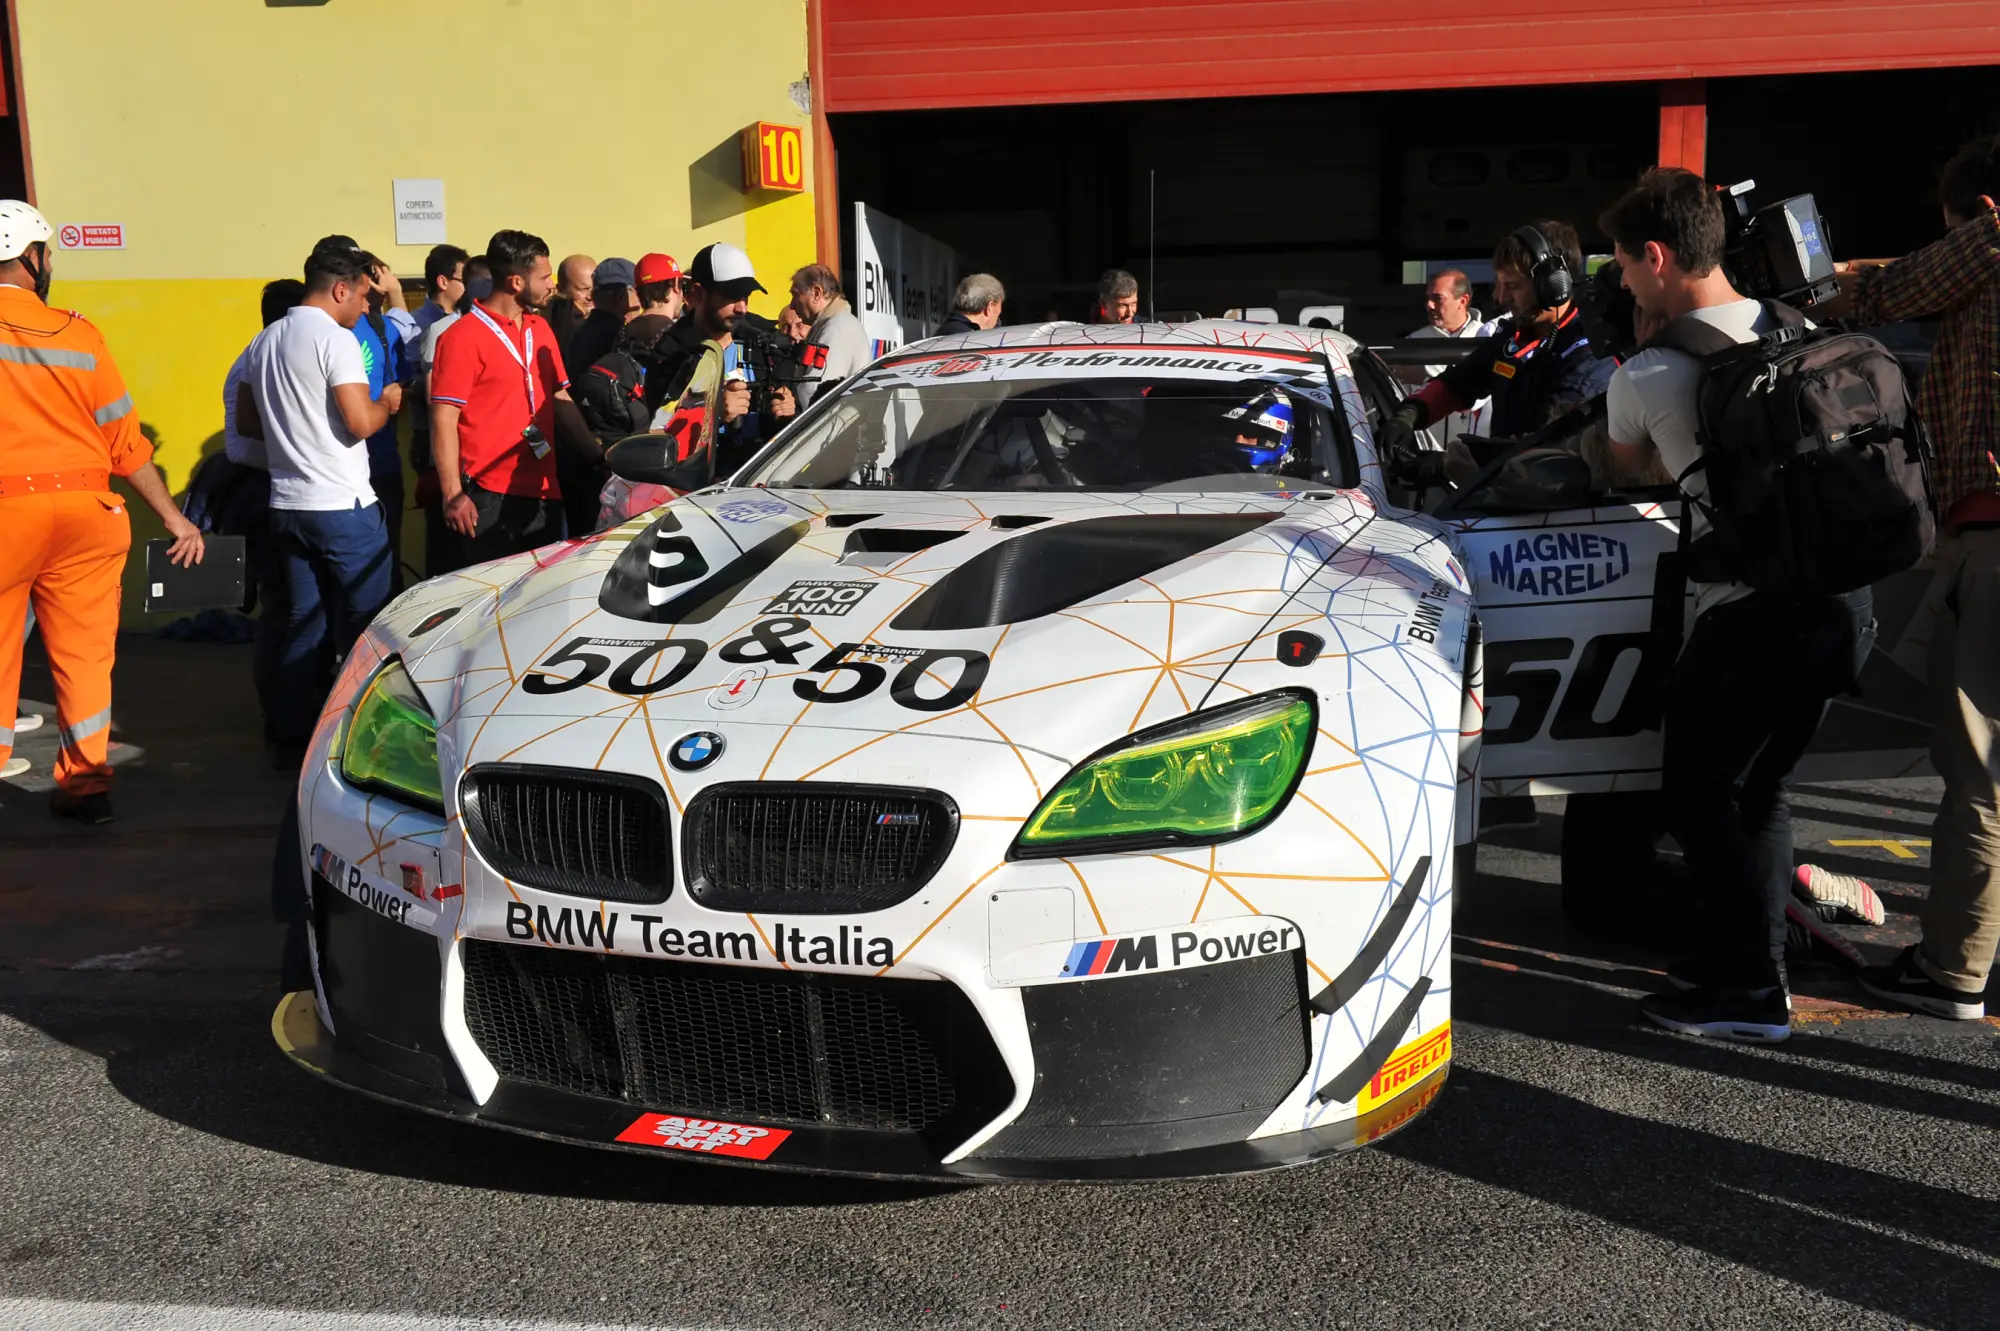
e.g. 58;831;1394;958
1509;225;1573;310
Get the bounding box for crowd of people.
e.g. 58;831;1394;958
186;231;1042;769
1;137;1994;1042
1376;143;2000;1036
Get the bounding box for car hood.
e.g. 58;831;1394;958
382;489;1385;772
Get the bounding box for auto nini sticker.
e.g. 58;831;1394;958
615;1114;790;1159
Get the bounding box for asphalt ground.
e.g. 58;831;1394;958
2;635;1995;1331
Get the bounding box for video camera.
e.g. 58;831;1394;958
731;311;816;419
1579;180;1839;360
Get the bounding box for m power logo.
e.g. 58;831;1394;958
1054;920;1301;982
1061;935;1158;977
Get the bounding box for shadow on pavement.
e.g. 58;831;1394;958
1459;960;2000;1134
1384;1064;1999;1331
1;983;962;1209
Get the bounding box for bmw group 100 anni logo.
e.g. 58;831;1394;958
670;732;724;771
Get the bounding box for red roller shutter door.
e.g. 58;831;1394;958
821;0;2000;113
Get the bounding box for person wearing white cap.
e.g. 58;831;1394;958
649;243;768;478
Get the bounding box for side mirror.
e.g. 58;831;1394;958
605;433;714;492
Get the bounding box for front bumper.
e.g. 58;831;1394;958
276;863;1446;1182
273;989;1446;1182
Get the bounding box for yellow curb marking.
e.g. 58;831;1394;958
1828;838;1931;860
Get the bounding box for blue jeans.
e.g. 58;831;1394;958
268;502;392;744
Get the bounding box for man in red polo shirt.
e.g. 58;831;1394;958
429;228;600;567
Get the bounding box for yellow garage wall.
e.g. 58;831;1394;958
15;0;818;616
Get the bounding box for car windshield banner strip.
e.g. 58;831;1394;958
872;345;1324;383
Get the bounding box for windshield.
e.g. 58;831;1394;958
737;356;1351;493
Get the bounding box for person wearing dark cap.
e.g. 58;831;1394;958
562;256;637;387
572;253;694;470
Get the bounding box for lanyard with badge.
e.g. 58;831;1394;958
468;304;553;459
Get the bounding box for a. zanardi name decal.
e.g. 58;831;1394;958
504;902;897;968
1485;532;1631;597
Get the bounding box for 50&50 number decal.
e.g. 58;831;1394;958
520;617;990;714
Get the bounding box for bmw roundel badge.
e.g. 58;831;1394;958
670;731;724;772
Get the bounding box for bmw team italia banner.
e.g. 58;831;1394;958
853;202;959;355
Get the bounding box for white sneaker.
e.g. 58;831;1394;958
1794;864;1887;926
2;757;29;779
13;712;43;734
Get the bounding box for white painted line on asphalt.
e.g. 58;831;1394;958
69;946;184;971
0;1298;735;1331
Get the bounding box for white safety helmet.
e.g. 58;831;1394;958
0;200;53;261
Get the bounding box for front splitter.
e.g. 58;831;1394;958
272;990;1447;1183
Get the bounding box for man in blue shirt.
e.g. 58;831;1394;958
354;255;415;590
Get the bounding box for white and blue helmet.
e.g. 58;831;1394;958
1223;388;1295;467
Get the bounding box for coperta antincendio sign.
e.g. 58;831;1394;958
392;178;448;247
740;122;805;193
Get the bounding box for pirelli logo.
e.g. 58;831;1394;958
1357;1021;1451;1114
1356;1076;1445;1147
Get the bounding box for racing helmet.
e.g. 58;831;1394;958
0;201;53;262
1222;388;1295;468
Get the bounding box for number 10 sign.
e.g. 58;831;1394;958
741;122;806;193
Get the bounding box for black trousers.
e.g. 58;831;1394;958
1661;588;1873;990
451;481;567;567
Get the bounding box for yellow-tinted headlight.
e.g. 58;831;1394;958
1014;691;1314;856
339;660;444;812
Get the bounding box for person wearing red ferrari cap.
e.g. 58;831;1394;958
634;253;685;323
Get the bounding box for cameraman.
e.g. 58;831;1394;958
1599;168;1869;1044
1839;135;2000;1021
1381;220;1616;476
653;244;791;475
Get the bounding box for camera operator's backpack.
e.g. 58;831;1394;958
572;348;652;443
1651;301;1936;597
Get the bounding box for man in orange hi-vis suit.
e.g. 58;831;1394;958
0;200;204;824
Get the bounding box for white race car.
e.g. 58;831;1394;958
272;319;1923;1179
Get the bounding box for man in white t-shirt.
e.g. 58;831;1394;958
1601;168;1870;1046
213;278;306;738
234;239;400;763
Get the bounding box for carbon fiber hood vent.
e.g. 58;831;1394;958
889;513;1278;631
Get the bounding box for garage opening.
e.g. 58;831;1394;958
831;67;1999;340
0;0;28;200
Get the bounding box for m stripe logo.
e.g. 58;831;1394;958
1061;934;1158;977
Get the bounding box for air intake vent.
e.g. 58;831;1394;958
460;765;671;904
461;942;1013;1138
683;782;957;914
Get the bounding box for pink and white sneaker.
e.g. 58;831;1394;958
1794;864;1887;927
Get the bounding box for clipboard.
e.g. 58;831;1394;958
145;535;246;614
